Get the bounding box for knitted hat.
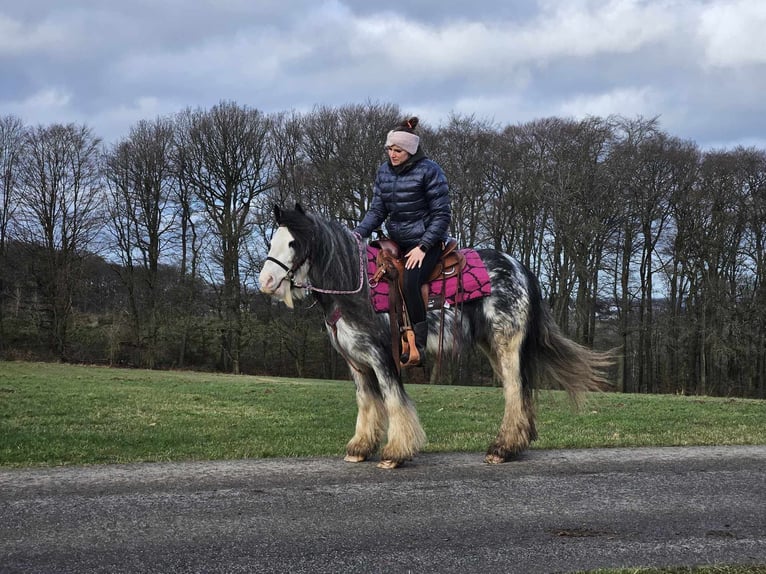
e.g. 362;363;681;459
385;117;420;155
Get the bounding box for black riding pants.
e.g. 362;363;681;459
402;244;442;324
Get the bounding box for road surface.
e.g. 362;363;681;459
1;446;765;573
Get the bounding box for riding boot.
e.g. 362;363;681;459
401;321;428;366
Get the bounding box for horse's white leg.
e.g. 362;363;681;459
377;371;427;468
344;369;386;463
485;331;536;464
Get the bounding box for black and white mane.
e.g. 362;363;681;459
276;207;377;322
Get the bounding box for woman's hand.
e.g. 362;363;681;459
404;246;426;269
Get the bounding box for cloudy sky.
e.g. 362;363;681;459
2;0;765;149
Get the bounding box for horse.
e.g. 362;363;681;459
259;204;613;469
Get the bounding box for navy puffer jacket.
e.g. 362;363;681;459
355;156;451;251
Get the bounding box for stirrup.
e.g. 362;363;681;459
399;326;421;367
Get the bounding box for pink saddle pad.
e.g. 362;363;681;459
366;246;491;313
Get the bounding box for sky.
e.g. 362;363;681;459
1;0;765;150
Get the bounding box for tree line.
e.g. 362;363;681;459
0;102;764;398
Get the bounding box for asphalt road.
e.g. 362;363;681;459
1;446;765;574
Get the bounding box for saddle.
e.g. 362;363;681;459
370;238;466;369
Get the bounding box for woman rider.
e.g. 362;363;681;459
354;117;451;366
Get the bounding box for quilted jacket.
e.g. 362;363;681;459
355;156;451;251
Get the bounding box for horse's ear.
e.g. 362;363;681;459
295;203;305;215
273;204;282;224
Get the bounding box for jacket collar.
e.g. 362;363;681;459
389;147;426;175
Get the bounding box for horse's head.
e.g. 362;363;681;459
259;203;314;308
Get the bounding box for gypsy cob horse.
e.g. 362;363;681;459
259;204;612;468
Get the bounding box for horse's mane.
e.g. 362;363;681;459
277;206;369;300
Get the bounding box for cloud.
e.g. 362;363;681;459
346;0;677;79
89;97;178;145
557;86;663;119
0;13;71;55
0;0;764;149
1;88;72;125
519;0;677;59
698;0;766;67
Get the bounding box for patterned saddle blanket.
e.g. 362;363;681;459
366;246;491;313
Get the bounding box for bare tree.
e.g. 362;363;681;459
170;128;207;369
0;116;24;252
302;102;401;226
737;148;766;397
627;134;698;394
267;110;307;207
606;116;664;392
15;123;104;358
652;140;701;394
104;117;178;368
175;102;273;374
684;150;751;396
429;114;495;248
483;124;545;270
0;115;25;351
529;117;616;338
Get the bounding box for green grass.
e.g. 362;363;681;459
0;361;764;467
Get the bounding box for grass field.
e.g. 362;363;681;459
1;361;764;468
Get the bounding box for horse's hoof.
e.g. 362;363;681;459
377;459;401;469
344;454;366;463
484;454;506;464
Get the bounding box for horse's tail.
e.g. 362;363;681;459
522;269;614;406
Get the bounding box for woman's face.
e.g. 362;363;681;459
386;145;410;166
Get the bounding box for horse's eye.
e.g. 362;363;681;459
266;241;271;250
289;240;296;249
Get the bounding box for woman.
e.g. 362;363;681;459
354;117;451;366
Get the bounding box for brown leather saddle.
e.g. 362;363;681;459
370;238;466;369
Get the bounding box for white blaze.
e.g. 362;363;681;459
259;226;297;308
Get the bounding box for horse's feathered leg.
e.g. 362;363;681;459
484;331;536;464
344;369;386;463
375;367;427;468
330;314;426;468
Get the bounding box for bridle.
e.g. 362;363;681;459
265;231;366;295
264;253;307;290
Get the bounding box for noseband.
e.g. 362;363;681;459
265;254;305;290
